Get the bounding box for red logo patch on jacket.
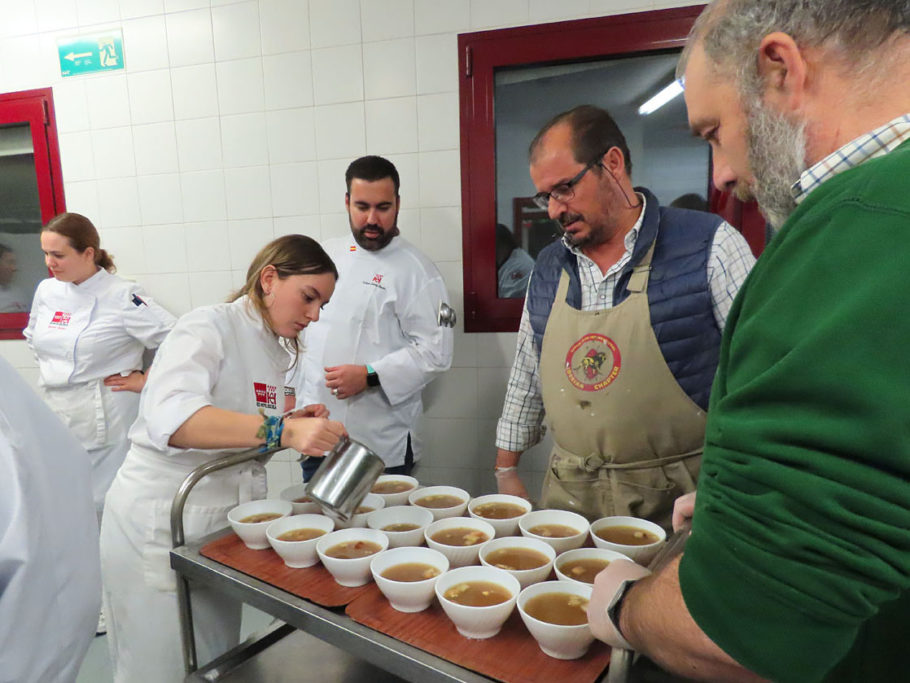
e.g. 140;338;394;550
49;311;71;328
253;382;278;409
371;273;383;285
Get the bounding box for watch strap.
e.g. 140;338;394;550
605;578;640;650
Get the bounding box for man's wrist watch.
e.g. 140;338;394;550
366;364;380;387
606;578;639;650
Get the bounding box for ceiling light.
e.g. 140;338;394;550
638;78;685;116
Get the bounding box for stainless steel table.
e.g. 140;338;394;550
168;450;631;683
170;529;493;683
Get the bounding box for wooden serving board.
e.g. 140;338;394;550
199;533;370;607
345;584;611;683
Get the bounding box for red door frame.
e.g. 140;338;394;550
0;88;65;340
458;6;764;333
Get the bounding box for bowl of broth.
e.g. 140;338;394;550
435;565;520;639
265;513;335;568
409;485;470;520
518;509;590;553
366;505;434;548
315;528;390;586
370;546;450;612
467;494;531;536
279;483;323;515
425;517;495;568
332;493;385;530
517;580;594;660
589;516;666;564
227;499;294;550
478;536;555;589
370;474;419;506
554;547;631;586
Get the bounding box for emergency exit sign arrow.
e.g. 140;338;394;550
57;31;125;77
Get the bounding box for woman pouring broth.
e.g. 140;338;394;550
99;235;346;683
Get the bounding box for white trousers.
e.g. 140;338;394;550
100;479;242;683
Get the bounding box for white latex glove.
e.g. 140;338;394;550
672;492;697;532
587;559;652;649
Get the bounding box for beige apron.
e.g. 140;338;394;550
539;243;706;529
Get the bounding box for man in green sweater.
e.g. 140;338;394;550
586;1;910;681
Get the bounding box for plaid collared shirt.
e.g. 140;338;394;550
793;114;910;203
496;195;756;453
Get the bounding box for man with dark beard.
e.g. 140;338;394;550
297;155;453;478
494;105;755;526
587;2;910;682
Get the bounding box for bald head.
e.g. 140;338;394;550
529;105;632;177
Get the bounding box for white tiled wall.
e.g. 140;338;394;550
0;0;699;498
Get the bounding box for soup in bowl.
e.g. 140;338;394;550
408;485;470;520
589;516;666;565
554;547;631;585
517;580;594;660
478;535;555;589
425;516;495;568
434;565;520;639
228;499;293;550
518;509;590;553
371;474;419;506
279;483;322;515
315;528;389;586
366;505;433;548
370;546;450;613
266;513;335;568
468;494;531;536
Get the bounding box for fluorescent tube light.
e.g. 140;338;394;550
638;78;685;115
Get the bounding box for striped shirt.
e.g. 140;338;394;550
793;114;910;202
495;195;756;453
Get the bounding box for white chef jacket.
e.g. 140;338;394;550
100;297;290;683
24;269;175;511
300;235;453;466
0;358;100;683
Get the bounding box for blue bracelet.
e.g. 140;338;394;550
259;414;285;453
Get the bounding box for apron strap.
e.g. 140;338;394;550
553;441;702;472
625;240;657;294
554;269;571;302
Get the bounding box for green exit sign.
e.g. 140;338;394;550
58;31;125;77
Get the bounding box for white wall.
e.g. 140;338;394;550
0;0;701;500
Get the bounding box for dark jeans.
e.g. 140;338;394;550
300;434;414;482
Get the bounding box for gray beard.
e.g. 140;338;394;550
744;100;808;230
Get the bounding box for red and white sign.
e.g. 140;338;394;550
253;382;278;409
49;311;71;328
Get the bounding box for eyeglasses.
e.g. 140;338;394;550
531;160;601;210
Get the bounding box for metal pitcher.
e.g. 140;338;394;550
305;436;385;521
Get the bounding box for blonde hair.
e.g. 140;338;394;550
230;234;338;358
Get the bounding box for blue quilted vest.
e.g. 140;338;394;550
526;187;723;410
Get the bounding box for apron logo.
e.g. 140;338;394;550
49;311;71;328
565;333;622;392
253;382;278;409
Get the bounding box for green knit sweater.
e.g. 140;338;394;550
679;139;910;682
